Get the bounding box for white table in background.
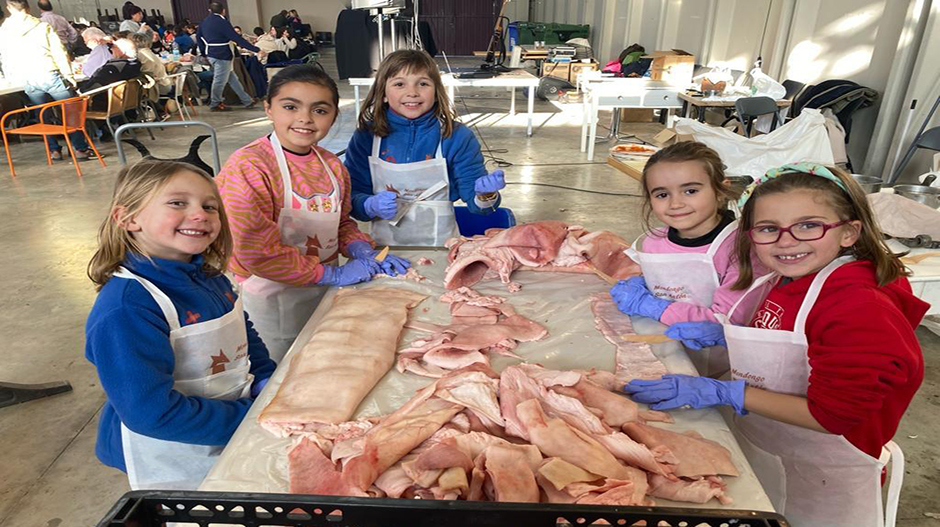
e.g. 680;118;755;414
579;74;684;159
201;250;774;513
349;69;541;136
0;81;25;96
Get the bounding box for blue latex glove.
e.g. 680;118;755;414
250;377;269;398
364;191;398;220
317;259;382;286
346;241;412;276
665;321;727;350
624;374;747;415
474;170;506;194
610;276;672;320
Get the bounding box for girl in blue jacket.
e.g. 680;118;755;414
344;49;506;246
85;160;276;490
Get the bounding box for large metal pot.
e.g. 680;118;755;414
850;174;882;194
893;184;940;209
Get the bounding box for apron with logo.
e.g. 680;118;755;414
240;134;341;362
626;220;738;377
368;133;456;246
720;256;890;527
115;266;252;490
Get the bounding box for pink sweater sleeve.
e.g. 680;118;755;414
655;232;766;325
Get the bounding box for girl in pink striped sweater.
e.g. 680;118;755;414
216;65;409;361
610;142;766;377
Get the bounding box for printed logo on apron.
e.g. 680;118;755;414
368;133;457;247
720;256;889;527
240;134;342;363
113;267;252;491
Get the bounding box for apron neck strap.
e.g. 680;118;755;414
726;271;778;322
271;133;340;202
113;266;182;332
793;255;854;334
705;219;739;258
371;133;382;158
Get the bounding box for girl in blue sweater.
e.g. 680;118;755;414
85;160;275;490
344;49;506;246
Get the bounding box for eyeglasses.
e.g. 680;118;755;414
747;220;849;245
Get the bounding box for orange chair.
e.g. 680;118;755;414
1;96;105;178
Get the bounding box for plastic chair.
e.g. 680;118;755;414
159;72;198;121
782;79;806;101
1;96;106;178
734;96;779;137
454;206;516;237
81;79;152;139
880;441;904;527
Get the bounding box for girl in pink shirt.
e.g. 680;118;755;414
610;142;765;376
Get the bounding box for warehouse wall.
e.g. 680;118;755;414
227;0;262;34
38;0;174;24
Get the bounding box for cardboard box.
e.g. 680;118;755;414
650;128;695;148
643;49;695;87
620;108;655;123
541;60;597;84
568;61;598;83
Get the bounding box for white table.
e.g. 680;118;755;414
0;81;25;96
579;75;684;159
349;69;541;136
201;250;774;513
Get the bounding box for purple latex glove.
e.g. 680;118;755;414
610;276;672;320
317;259;382;286
665;321;727;350
250;377;269;398
346;241;412;276
624;374;747;415
474;170;506;194
364;191;398;220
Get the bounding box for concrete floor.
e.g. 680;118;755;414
0;50;937;527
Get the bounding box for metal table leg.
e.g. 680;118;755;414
0;381;72;408
526;85;534;136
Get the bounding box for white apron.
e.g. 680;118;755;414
627;220;738;377
721;256;893;527
115;267;253;491
368;133;456;246
240;133;341;363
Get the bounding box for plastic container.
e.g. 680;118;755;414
507;22;518;50
454;206;516;236
97;491;790;527
850;174;882;194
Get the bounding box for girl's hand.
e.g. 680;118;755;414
610;276;672;320
624;374;747;415
664;321;727;349
364;191;398;220
317;259;382;286
474;170;506;194
346;241;411;276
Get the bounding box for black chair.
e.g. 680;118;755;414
892;126;940;183
735;96;779;137
782;79;806;100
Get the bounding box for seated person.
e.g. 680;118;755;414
79;37;141;94
130;32;171;96
173;26;195;54
253;26;295;64
80;27;113;77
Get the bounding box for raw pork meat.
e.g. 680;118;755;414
591;293;668;383
622;422;739;478
259;288;427;437
648;474;733;505
444;222;640;291
288;437;367;496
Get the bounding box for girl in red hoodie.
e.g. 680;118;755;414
625;163;926;527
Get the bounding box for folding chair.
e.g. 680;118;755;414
734;96;780;137
81;79;154;140
159;72;198;121
891;126;940;184
1;96;105;178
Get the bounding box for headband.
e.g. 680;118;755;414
736;162;848;207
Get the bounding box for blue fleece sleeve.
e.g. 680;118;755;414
245;312;276;379
86;292;251;447
345;129;375;221
445;124;499;215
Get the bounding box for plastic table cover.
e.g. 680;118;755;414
200;249;774;512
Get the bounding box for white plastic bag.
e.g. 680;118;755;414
749;65;786;99
674;108;835;177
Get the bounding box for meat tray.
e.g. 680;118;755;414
97;490;789;526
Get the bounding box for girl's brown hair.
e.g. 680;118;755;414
639;141;736;234
357;49;457;138
87;160;233;291
732;166;908;290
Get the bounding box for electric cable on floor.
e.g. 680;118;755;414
505;182;643;197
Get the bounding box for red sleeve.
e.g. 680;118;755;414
805;297;923;437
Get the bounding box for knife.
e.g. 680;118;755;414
390;180;449;227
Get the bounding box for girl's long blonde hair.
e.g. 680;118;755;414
732;166;909;290
87;160;233;291
357;49;457;138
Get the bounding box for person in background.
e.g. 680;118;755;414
119;5;150;35
216;65;408;361
80;27;112;77
79;35;140;93
269;9;288;29
287;9;304;37
233;25;242;36
625;164;926;527
85;159;276;491
163;24;175;44
0;0;98;160
173;25;194;54
131;32;170;96
609;141;767;377
37;0;79;53
254;26;296;64
249;26;263;44
345;50;505;247
196;2;263;112
149;29;166;54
